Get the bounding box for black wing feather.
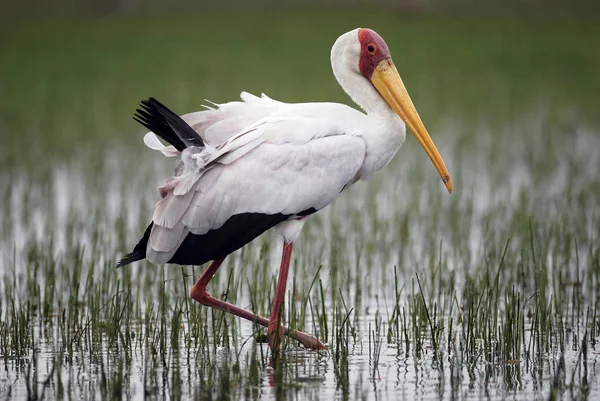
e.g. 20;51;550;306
133;97;204;151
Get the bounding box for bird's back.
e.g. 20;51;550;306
180;92;285;146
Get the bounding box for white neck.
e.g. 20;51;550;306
332;62;391;117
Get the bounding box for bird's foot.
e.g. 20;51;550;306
269;323;326;351
284;329;326;350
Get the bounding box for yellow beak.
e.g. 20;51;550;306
370;58;452;194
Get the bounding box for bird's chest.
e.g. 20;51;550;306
358;126;405;179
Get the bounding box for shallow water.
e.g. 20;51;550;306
1;108;599;399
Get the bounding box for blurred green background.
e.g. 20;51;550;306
1;0;599;168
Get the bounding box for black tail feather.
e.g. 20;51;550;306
116;222;153;268
133;97;204;152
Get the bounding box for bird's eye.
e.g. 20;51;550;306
367;44;376;54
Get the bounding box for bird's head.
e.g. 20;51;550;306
332;28;452;194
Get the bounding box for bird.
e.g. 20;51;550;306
117;27;452;354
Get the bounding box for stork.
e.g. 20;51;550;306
117;28;452;353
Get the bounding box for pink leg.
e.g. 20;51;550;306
267;241;293;353
190;256;325;350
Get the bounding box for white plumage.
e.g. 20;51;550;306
146;106;368;262
144;81;407;261
119;27;451;353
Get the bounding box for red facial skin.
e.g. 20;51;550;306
358;28;392;80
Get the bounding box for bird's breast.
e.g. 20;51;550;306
357;123;406;179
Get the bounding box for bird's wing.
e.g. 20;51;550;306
143;92;285;156
146;133;366;264
183;92;287;145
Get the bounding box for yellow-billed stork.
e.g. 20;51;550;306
118;28;452;353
